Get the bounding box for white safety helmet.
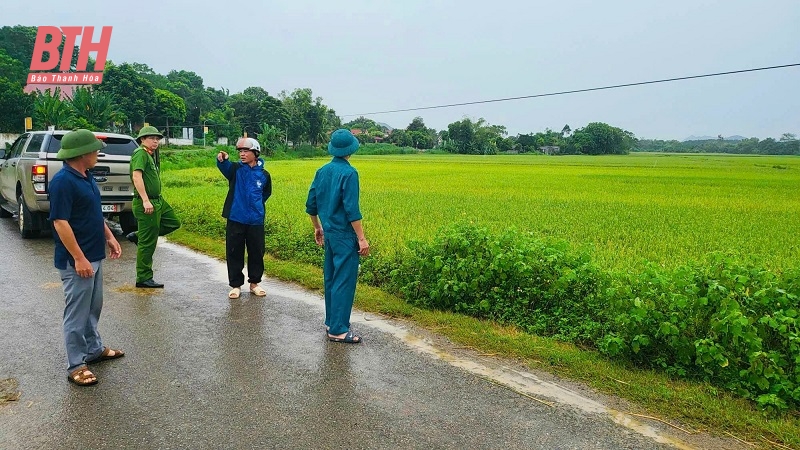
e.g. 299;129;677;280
235;137;261;157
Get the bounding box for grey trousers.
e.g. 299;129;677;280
59;261;105;373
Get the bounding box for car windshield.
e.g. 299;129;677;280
47;134;138;156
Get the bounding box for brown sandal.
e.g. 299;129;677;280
67;367;98;386
86;346;125;364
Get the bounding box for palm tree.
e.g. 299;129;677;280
69;86;120;131
33;88;73;129
257;122;284;156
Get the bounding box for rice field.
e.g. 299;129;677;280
166;152;800;271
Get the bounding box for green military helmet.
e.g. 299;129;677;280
56;129;104;160
136;125;164;143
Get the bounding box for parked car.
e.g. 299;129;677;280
0;130;138;238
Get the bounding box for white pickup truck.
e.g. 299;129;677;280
0;130;138;238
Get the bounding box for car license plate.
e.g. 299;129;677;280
101;204;119;213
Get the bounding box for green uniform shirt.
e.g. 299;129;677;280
305;157;362;237
130;146;161;199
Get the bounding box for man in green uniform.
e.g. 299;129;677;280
127;126;181;288
306;129;370;344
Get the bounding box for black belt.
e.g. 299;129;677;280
136;196;159;200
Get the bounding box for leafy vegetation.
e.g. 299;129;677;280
68;86;120;130
387;223;800;413
32;87;72;129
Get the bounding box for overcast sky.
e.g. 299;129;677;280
4;0;799;140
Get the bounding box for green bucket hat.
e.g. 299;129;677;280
136;125;164;142
56;129;104;160
328;129;359;157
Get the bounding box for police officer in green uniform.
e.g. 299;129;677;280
127;126;181;288
306;129;370;344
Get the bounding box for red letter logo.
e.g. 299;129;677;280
76;26;112;72
28;26;112;86
57;26;82;72
29;26;62;71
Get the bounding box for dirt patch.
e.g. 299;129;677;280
0;378;21;405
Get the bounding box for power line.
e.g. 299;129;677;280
342;63;800;117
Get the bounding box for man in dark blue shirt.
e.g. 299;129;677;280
306;129;370;344
49;129;124;386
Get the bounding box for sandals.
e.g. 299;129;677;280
328;330;362;344
67;367;98;386
250;285;266;297
86;346;125;364
229;285;265;298
228;285;267;299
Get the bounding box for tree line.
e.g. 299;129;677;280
2;25;796;156
344;116;636;155
634;135;799;155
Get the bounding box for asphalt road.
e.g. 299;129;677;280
0;218;739;450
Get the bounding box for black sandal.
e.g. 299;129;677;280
328;331;362;344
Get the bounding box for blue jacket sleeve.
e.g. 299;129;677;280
217;159;234;179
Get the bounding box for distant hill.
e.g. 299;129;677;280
376;121;394;131
683;135;746;142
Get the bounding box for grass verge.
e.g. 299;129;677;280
167;228;800;449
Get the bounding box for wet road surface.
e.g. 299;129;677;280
0;219;736;449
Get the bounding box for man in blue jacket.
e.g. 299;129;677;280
217;137;272;299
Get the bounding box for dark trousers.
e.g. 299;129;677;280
225;220;265;287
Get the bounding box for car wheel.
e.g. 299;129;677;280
119;212;138;234
17;194;39;238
